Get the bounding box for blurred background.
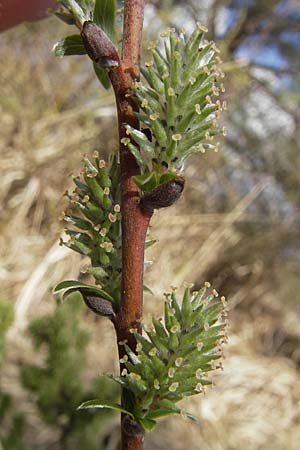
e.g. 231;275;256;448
0;0;300;449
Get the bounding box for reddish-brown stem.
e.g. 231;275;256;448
122;0;145;76
108;1;149;449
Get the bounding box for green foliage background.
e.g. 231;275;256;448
0;295;117;450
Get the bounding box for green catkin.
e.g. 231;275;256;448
122;25;224;194
61;155;122;303
109;285;227;428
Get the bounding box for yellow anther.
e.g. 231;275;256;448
108;213;117;223
195;104;201;114
99;228;107;237
169;382;179;392
175;357;183;367
147;40;158;50
129;373;141;381
197;342;203;351
168;367;175;378
172;134;182;142
149;347;158;357
154;379;160;390
170;324;180;334
195;383;203;392
197;22;208;33
121;137;130;145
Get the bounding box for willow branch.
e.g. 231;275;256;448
109;1;149;449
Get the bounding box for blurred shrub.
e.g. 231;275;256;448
20;293;118;450
0;299;28;450
0;296;117;450
0;299;14;365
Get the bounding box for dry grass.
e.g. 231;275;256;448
1;15;300;450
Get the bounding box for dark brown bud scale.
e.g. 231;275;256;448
80;290;115;318
81;21;120;68
140;177;185;212
122;416;145;438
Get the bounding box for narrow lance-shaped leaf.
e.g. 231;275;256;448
93;62;111;89
53;34;87;57
53;280;115;302
77;400;134;417
93;0;117;42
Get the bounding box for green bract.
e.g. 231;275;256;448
103;284;228;430
124;24;226;193
58;153;122;306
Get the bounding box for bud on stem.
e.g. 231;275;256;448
80;292;115;318
140;177;185;212
81;21;120;68
122;415;145;438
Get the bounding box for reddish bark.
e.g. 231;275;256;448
108;2;149;449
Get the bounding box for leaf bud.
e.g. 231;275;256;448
122;416;145;438
81;21;120;68
80;293;115;318
140;177;185;212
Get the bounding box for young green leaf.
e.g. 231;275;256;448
53;34;87;57
138;418;156;432
93;0;117;42
77;400;134;417
93;63;110;89
53;280;114;302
